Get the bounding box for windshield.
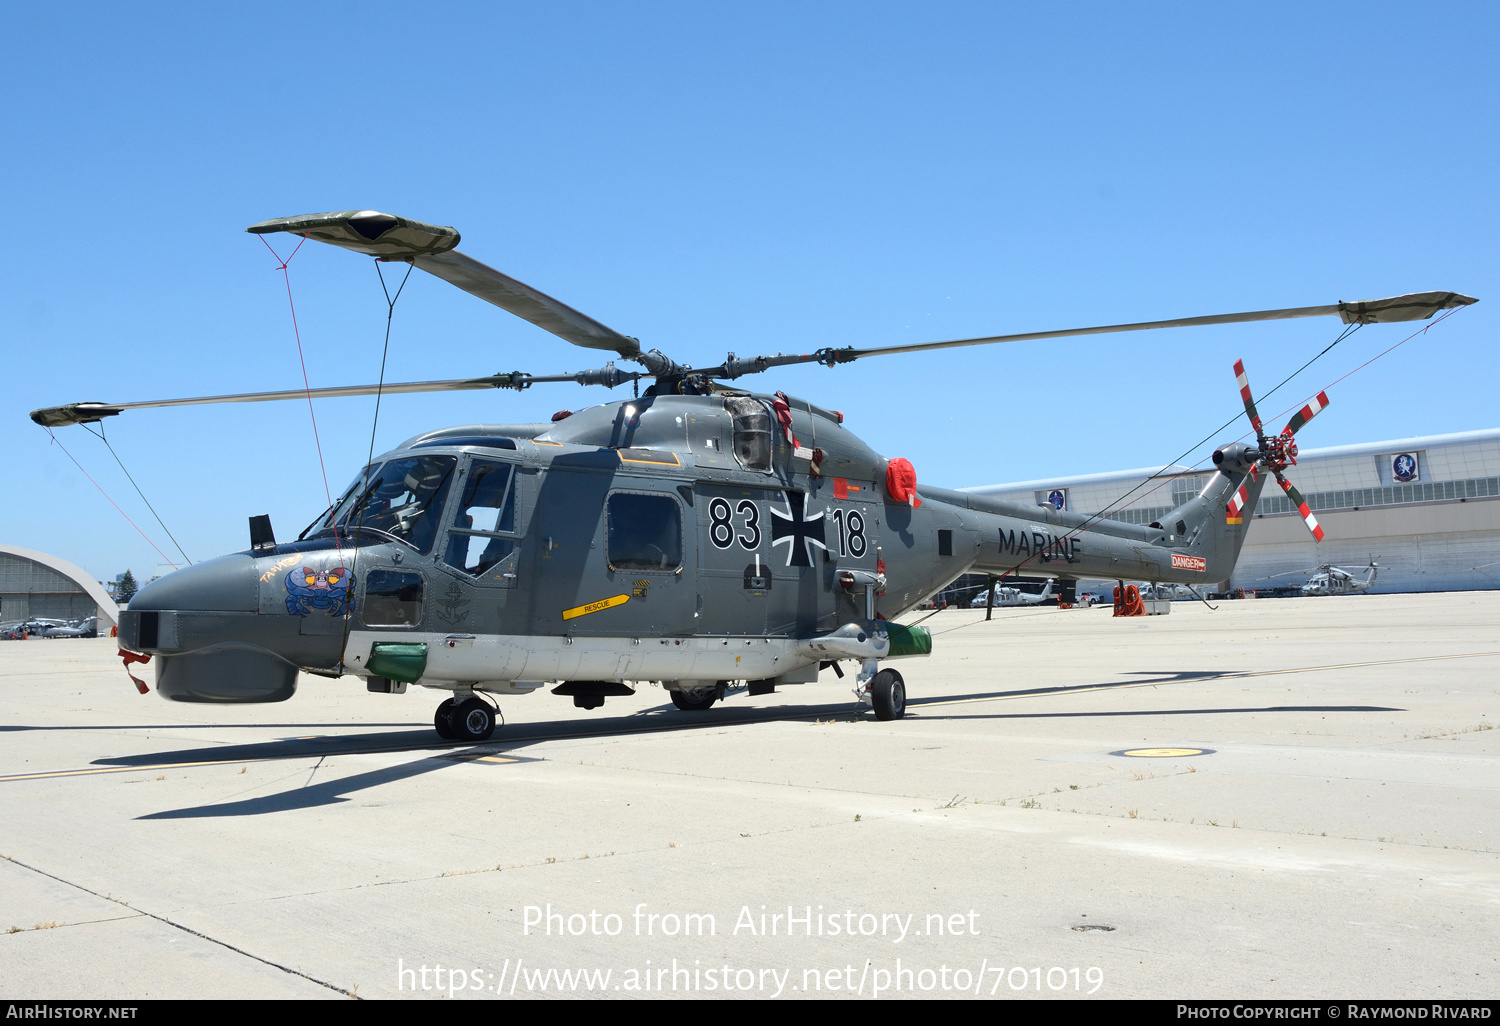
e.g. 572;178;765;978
313;455;457;554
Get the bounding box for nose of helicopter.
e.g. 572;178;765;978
129;553;259;613
118;553;336;703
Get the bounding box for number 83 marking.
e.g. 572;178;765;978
709;498;760;550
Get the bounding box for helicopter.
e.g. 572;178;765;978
968;579;1054;608
29;210;1476;741
1270;558;1381;596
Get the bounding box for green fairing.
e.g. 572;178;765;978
885;623;933;658
367;642;430;684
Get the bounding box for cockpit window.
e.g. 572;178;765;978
725;397;772;472
315;456;457;554
442;459;519;577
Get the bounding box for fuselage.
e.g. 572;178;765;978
121;390;1262;701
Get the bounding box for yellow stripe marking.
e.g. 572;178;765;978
561;594;630;620
619;452;680;465
1120;748;1209;758
0;758;248;783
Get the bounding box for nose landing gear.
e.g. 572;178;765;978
869;668;906;720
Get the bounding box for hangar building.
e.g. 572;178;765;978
0;545;121;628
963;428;1500;594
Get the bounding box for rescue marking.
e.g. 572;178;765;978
562;594;631;620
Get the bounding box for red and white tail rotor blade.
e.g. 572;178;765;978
1283;391;1330;439
1233;359;1266;439
1275;472;1325;541
1226;465;1259;520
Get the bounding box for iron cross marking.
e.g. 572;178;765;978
770;490;827;567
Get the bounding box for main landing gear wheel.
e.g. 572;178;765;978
669;684;721;712
870;668;906;721
448;697;497;742
434;698;457;739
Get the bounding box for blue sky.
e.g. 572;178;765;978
3;3;1495;582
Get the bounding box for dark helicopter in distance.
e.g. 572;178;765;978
31;210;1476;740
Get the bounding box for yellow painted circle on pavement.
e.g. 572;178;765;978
1115;747;1213;758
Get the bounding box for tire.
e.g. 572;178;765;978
449;697;496;742
434;698;458;739
669;684;720;712
871;668;906;721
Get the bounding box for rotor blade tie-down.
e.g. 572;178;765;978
337;258;417;671
81;421;192;565
258;232;335;512
40;427;178;570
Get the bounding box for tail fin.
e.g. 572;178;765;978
1161;444;1270;581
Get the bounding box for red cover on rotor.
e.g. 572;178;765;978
885;458;921;507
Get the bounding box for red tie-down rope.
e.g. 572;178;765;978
44;428;177;570
773;391;823;476
119;649;151;694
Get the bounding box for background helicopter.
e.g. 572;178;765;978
967;579;1053;608
30;210;1475;740
1268;558;1381;596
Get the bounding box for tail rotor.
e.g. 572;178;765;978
1228;359;1330;542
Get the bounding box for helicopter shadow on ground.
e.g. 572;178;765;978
910;704;1401;722
125;667;1402;820
112;669;1232;780
0;722;418;733
126;698;869;820
904;668;1403;719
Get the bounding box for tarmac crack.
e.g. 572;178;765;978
0;852;358;998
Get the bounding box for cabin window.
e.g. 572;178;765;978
938;529;953;556
606;492;683;572
725;397;772;472
443;459;519;576
363;569;425;626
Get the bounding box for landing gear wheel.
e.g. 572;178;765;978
449;697;497;742
870;668;906;721
434;698;457;739
669;684;720;712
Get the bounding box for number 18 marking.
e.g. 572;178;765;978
830;508;867;557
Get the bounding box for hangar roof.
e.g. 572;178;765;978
0;544;121;628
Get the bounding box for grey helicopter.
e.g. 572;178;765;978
1271;558;1381;596
967;579;1053;608
30;210;1476;741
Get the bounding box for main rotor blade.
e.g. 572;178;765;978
413;250;641;360
851;290;1479;357
31;374;525;428
693;291;1477;379
247;211;642;361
